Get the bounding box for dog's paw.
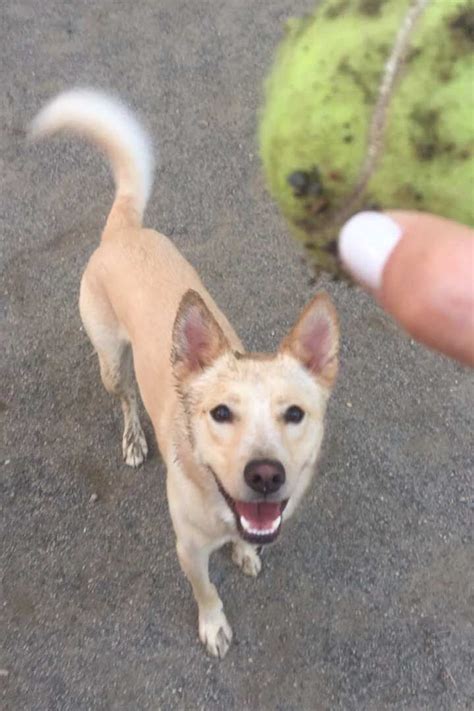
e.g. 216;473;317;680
122;425;148;468
232;541;262;577
199;608;233;659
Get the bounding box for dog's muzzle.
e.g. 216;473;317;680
210;466;288;544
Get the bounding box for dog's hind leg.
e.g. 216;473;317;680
79;274;148;468
98;345;148;467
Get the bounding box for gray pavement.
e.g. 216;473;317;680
1;1;473;709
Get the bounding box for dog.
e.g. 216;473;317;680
30;89;340;658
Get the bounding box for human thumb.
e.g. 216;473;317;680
338;210;474;366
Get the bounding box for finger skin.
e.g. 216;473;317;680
380;211;474;366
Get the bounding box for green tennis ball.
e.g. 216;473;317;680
259;0;474;277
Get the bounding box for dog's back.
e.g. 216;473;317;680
31;89;241;450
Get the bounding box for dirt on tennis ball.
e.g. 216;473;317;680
259;0;474;278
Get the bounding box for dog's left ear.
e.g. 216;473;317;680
172;289;230;379
280;292;339;388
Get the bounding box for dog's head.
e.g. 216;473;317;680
172;289;339;545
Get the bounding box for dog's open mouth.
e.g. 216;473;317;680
209;468;288;544
233;500;287;544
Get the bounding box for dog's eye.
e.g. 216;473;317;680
284;405;305;424
210;404;234;423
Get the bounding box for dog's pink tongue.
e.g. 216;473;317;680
234;501;281;530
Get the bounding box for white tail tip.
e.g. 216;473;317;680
30;88;155;218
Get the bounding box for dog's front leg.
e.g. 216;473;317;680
232;540;262;577
176;539;232;658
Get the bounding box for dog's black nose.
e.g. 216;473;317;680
244;459;286;495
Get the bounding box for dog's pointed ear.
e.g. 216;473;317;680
280;292;339;388
172;290;230;378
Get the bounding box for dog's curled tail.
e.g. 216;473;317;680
30;89;154;228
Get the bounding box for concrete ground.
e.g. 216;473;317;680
1;1;473;709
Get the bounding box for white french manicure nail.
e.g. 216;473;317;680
338;212;402;290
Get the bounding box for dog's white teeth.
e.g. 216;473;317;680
271;515;282;532
240;516;253;532
240;515;281;536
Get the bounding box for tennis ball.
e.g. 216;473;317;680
259;0;474;277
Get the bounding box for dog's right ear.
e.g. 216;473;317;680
172;290;230;379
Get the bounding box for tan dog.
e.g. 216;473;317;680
31;90;340;658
